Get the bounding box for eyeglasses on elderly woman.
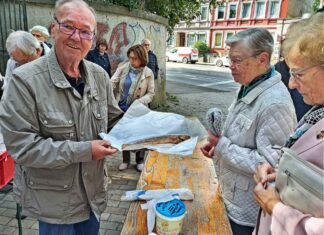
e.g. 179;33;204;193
228;53;261;67
289;64;323;82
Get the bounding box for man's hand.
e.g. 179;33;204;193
254;163;276;185
254;182;281;215
91;140;118;160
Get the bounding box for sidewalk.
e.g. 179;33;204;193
0;82;236;235
0;152;141;235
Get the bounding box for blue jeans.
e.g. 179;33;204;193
39;211;100;235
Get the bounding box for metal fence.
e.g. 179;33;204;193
0;0;28;75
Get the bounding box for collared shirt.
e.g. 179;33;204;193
64;73;85;97
238;67;273;99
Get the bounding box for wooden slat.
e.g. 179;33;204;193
121;140;232;235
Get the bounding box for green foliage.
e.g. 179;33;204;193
89;0;210;35
166;92;179;104
312;0;321;13
194;41;210;57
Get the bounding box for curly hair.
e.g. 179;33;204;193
287;13;324;67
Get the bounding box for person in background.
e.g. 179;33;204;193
111;44;155;172
0;0;123;234
0;73;3;99
86;37;112;77
3;31;46;90
30;25;52;48
142;38;159;80
253;13;324;235
201;28;296;235
275;20;312;121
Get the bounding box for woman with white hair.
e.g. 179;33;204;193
201;28;296;234
30;25;52;48
4;30;46;90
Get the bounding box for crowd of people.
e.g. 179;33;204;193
0;0;323;234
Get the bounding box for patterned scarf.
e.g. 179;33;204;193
126;64;144;105
286;105;324;147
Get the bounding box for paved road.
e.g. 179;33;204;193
166;62;239;92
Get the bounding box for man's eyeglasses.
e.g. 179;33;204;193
54;17;95;40
228;54;259;66
289;64;320;82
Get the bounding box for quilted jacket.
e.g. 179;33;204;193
215;71;297;227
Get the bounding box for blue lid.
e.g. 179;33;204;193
156;199;186;218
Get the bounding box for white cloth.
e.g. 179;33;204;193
100;101;206;155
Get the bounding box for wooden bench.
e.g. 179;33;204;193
120;140;232;235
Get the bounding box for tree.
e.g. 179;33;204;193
100;0;203;35
194;41;210;57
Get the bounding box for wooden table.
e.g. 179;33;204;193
120;140;232;235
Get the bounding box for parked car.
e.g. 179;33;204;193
166;47;198;64
215;56;230;67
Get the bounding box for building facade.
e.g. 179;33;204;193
169;1;211;48
170;0;313;62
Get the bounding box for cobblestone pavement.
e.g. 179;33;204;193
0;81;236;235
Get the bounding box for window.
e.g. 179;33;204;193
226;32;234;41
228;4;237;19
241;2;251;19
214;32;223;47
200;6;208;21
255;1;265;18
187;34;196;47
269;1;279;18
217;6;225;19
198;33;206;43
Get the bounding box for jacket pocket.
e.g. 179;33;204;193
38;111;76;140
220;166;250;203
234;113;252;132
25;164;76;190
92;100;108;133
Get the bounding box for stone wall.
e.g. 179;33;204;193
26;0;168;106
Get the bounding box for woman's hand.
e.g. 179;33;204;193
254;182;281;215
200;130;220;158
254;163;277;185
201;142;215;158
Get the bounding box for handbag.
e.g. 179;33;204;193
275;147;324;218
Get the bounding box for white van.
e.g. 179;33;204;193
166;47;198;64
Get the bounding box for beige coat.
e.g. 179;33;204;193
0;49;123;224
111;61;155;106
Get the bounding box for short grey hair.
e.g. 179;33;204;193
54;0;96;21
30;25;50;37
142;38;151;45
6;31;41;56
226;28;274;58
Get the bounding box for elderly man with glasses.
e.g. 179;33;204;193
201;28;296;235
0;0;123;234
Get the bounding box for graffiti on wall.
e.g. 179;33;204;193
96;21;163;73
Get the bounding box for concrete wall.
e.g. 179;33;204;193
25;0;168;106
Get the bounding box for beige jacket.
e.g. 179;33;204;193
0;49;123;224
111;61;155;106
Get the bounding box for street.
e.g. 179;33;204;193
166;62;239;92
